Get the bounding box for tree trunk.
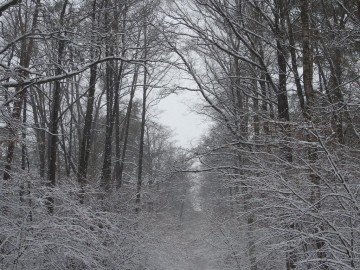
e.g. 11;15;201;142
100;0;115;191
275;1;296;268
78;0;98;202
46;0;68;214
301;1;328;268
113;3;128;187
29;89;46;178
3;0;40;180
135;17;148;213
116;66;139;189
19;92;28;202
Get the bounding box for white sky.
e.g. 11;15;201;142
156;90;208;148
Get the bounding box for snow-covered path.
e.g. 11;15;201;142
145;173;227;270
146;208;222;270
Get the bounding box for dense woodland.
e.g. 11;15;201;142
1;0;360;269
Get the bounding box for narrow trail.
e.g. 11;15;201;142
178;211;220;270
148;208;222;270
146;173;227;270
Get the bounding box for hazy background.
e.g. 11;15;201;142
157;90;209;148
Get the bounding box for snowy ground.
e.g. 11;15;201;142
146;209;222;270
145;173;226;270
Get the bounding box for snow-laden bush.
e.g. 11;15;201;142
0;172;144;270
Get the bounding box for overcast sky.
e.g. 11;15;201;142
156;90;209;148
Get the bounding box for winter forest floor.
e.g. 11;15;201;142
145;173;227;270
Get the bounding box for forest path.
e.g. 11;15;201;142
147;208;222;270
178;210;220;270
146;173;225;270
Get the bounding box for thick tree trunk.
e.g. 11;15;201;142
274;1;297;268
46;0;68;214
78;64;97;199
276;41;292;161
77;1;100;202
286;14;305;117
113;4;128;187
100;60;115;191
100;0;116;191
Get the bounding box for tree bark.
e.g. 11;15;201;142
116;66;139;189
78;0;98;202
100;0;116;191
113;3;128;187
135;16;148;213
46;0;68;214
